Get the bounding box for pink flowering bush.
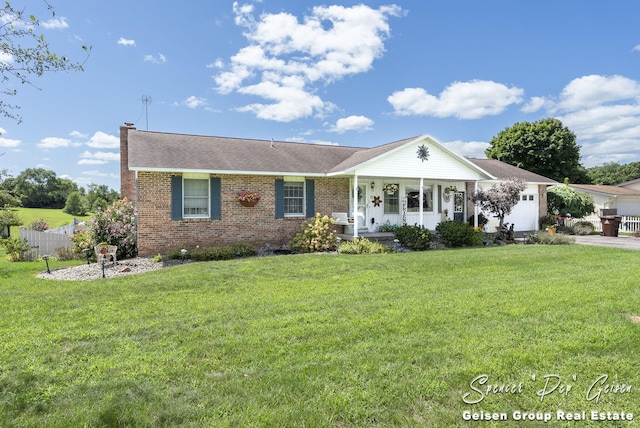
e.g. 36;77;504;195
28;218;49;231
90;198;137;260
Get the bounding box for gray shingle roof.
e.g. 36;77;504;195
467;158;557;184
569;184;640;196
127;130;364;175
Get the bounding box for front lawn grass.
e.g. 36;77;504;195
1;245;639;426
9;207;91;236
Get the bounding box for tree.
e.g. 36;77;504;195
0;166;21;207
86;183;120;210
14;167;78;208
471;178;527;227
485;118;589;183
0;1;90;122
586;162;640;185
547;184;595;219
64;191;86;216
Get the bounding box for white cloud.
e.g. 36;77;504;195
633;45;640;52
183;96;207;109
70;130;88;139
82;170;118;178
42;17;69;30
38;137;72;149
329;115;374;133
0;52;13;64
521;96;548;113
78;151;119;165
388;80;524;119
0;135;20;147
236;75;329;122
215;3;402;122
553;74;640;113
117;37;136;46
144;53;167;64
527;74;640;167
85;131;119;149
442;140;489;159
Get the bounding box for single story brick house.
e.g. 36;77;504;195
119;124;556;256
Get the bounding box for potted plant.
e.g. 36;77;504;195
236;191;261;207
545;224;556;235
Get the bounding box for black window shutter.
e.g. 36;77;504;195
275;179;284;218
210;177;221;220
171;176;183;220
437;185;442;214
305;179;315;218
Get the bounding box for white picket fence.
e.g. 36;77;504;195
19;219;87;258
565;215;640;233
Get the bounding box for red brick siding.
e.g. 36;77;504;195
119;125;136;201
136;172;350;255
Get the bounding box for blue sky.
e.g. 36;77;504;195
2;1;640;191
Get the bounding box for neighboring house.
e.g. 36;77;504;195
120;124;556;256
567;184;640;216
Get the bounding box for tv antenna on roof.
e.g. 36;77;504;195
141;95;152;130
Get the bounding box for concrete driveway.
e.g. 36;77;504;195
572;234;640;250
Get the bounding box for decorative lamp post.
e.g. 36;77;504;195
43;255;51;274
82;248;91;264
100;255;106;278
181;249;187;264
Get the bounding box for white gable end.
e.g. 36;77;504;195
353;137;490;180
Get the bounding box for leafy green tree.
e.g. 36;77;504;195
64;191;87;216
0;167;21;207
0;2;90;122
586;162;640;185
0;208;21;237
485;118;588;183
471;178;526;227
86;183;120;209
91;197;108;213
547;185;595;218
14;168;78;208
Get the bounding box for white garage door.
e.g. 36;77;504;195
505;194;538;231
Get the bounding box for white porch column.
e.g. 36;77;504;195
474;180;479;229
419;178;424;227
353;175;359;238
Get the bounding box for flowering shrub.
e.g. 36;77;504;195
28;217;49;231
338;237;390;254
91;198;137;260
70;228;95;260
236;191;261;203
290;213;337;253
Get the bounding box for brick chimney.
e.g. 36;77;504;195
120;123;136;201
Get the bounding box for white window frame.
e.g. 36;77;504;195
284;179;305;217
183;175;210;219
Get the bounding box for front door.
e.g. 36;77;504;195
356;184;367;229
453;191;465;222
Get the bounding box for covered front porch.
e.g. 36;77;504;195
340;176;480;237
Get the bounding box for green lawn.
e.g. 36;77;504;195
8;207;91;236
1;245;639;427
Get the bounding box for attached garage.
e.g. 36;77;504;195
468;159;557;232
